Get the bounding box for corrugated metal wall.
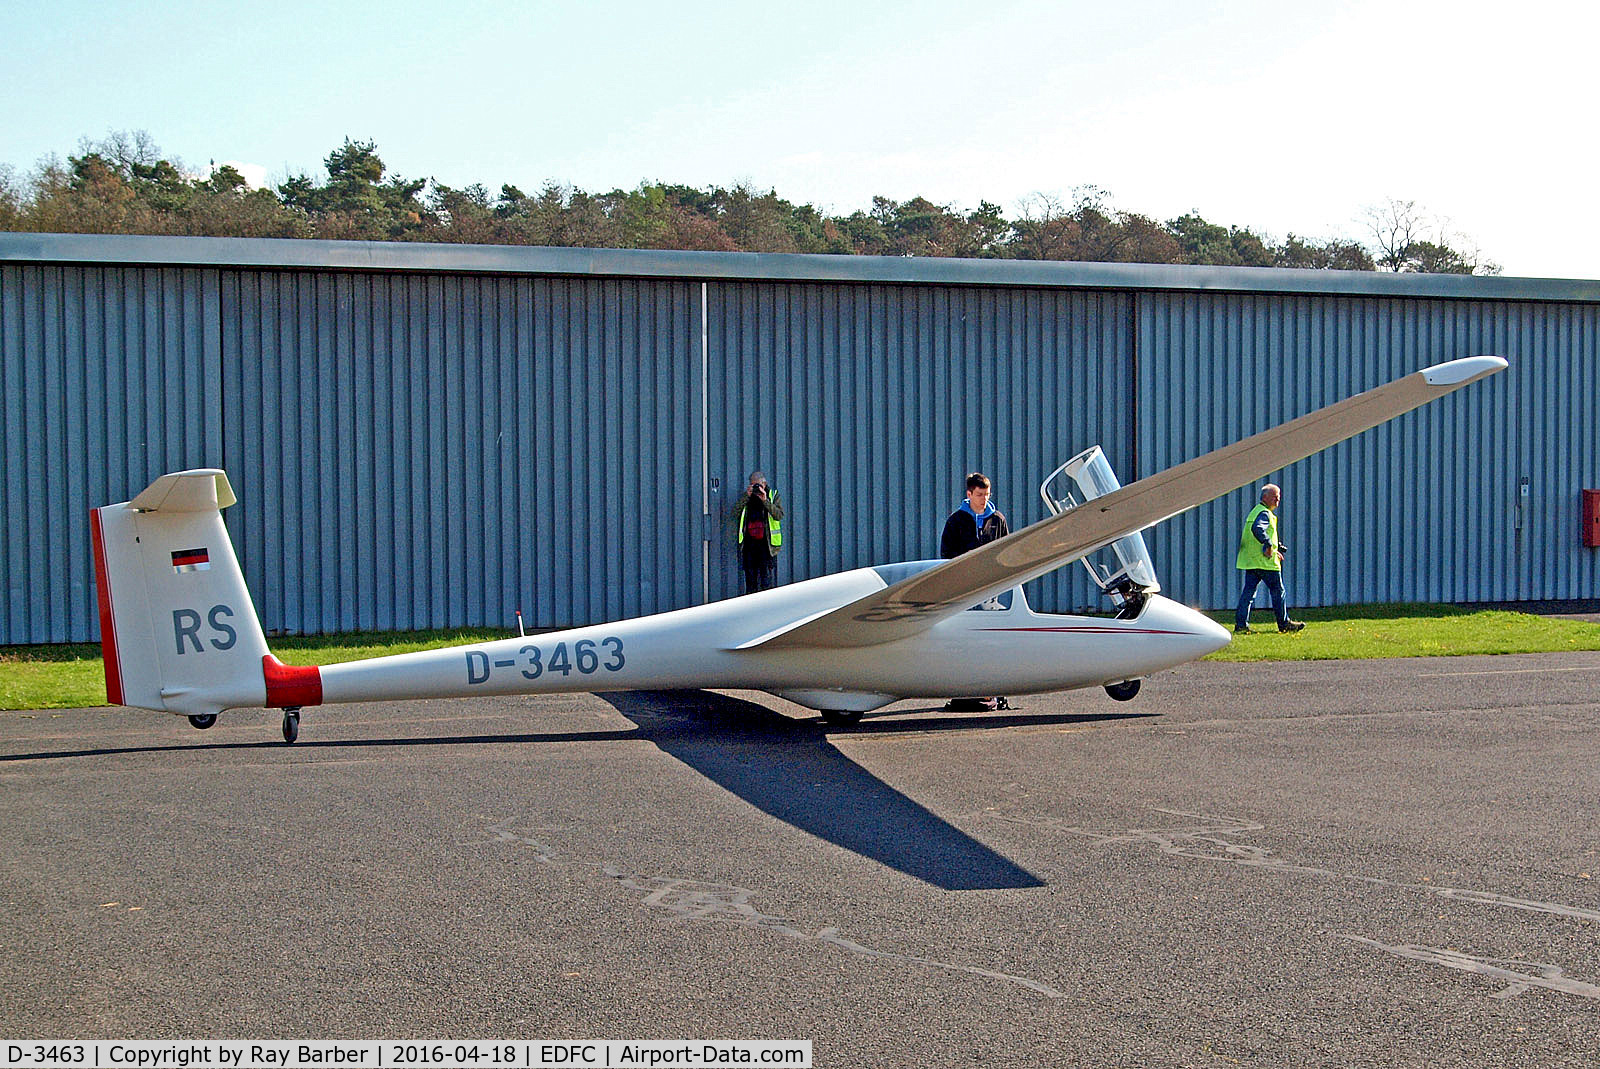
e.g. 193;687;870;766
216;271;703;635
1140;294;1598;608
2;264;703;643
2;254;1596;646
3;265;225;644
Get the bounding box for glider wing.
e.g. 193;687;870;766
746;356;1505;650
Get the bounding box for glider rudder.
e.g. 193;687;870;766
91;469;284;716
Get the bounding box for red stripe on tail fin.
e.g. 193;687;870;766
89;507;124;706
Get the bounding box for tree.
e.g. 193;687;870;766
833;207;891;256
1008;193;1075;260
1115;211;1183;264
663;203;739;251
600;183;673;248
962;201;1010;258
0;165;20;230
1363;198;1426;272
1167;212;1274;267
716;183;800;253
1361;197;1499;275
279;139;432;239
428;182;503;244
64;152;138;230
1275;234;1376;271
511;182;612;247
1006;188;1187;264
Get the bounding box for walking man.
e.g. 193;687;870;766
1235;483;1305;634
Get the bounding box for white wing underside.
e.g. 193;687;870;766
745;356;1505;651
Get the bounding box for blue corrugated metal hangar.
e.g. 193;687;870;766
2;232;1597;646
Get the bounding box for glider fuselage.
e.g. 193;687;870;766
316;568;1228;712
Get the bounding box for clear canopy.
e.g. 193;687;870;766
1039;445;1159;599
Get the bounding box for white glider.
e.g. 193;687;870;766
90;356;1506;742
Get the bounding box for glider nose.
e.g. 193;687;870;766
1146;596;1231;659
1189;606;1233;656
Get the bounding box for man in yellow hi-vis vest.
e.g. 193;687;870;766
1234;483;1305;634
735;470;784;595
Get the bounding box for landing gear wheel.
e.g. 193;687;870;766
819;709;863;726
281;707;301;744
1104;679;1142;702
187;714;217;730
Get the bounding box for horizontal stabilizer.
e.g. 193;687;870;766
129;469;237;512
751;355;1506;650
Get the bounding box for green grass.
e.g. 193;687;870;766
1208;603;1600;661
0;643;106;712
2;610;1598;711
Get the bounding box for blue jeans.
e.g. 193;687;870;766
1236;569;1287;629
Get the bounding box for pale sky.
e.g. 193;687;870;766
4;0;1596;278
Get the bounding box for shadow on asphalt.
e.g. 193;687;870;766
3;690;1154;892
598;690;1151;892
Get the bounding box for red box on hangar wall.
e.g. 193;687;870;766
1583;489;1600;548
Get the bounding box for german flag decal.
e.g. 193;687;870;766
171;548;211;573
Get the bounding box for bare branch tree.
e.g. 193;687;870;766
1363;197;1425;272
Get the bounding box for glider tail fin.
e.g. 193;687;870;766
91;469;277;716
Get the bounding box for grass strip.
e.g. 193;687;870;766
1208;604;1600;661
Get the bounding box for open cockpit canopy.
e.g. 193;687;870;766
1040;446;1159;606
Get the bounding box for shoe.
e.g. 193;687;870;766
943;697;1000;712
1234;625;1254;634
1279;620;1305;633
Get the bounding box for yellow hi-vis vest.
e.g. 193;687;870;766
738;501;782;550
1236;503;1280;571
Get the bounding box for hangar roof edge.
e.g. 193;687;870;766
3;231;1597;303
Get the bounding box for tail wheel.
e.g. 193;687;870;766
820;709;863;726
1104;679;1142;702
187;714;217;730
281;707;301;744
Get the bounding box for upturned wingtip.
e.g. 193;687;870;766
1421;355;1508;386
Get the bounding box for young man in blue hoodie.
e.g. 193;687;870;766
939;472;1012;712
940;472;1010;559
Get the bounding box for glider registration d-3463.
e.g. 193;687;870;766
91;356;1506;743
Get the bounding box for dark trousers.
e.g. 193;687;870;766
1235;568;1287;628
743;553;776;595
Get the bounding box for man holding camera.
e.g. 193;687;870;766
735;470;784;595
1234;482;1306;633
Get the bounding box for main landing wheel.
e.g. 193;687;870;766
1104;679;1142;702
281;707;301;744
187;714;217;730
820;709;863;727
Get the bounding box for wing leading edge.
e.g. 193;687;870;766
748;355;1506;651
